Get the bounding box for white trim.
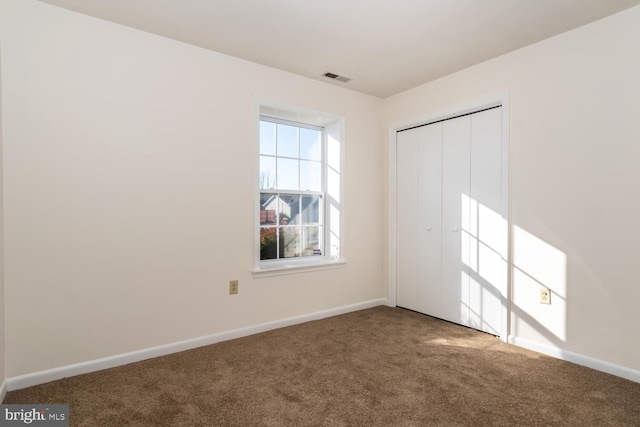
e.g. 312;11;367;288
0;379;7;402
509;336;640;384
387;126;397;308
387;94;511;341
6;298;387;391
500;94;511;343
252;259;346;278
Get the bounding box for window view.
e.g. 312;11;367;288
259;118;325;261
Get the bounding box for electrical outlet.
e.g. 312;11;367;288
229;280;238;295
540;287;551;304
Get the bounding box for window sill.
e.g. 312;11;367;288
252;258;346;278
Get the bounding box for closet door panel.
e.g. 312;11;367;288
442;116;471;326
396;129;419;311
417;124;442;317
470;108;503;334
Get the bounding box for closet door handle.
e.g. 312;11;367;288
452;227;459;232
426;226;432;231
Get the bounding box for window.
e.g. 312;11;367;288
255;104;344;274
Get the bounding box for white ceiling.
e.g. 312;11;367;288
40;0;640;98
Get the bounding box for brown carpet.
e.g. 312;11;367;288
4;306;640;426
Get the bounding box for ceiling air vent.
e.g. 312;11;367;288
323;72;352;83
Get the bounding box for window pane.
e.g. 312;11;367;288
300;160;321;191
277;124;298;158
260;193;278;225
260;227;278;260
279;194;300;225
260;121;276;155
281;227;300;258
301;196;321;224
277;158;299;190
301;226;322;257
300;128;321;160
259;156;276;190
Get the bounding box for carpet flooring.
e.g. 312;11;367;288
4;306;640;426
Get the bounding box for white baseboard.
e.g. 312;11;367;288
7;298;388;391
1;379;7;402
509;335;640;384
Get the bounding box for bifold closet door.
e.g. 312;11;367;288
396;125;442;314
396;129;419;311
441;116;471;326
396;107;503;336
468;107;503;335
440;109;503;333
417;124;442;317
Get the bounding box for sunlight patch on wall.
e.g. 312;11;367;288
513;226;567;342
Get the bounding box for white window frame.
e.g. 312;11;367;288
253;101;346;277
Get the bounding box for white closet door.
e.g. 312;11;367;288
469;107;503;335
396;129;419;311
396;107;504;337
417;124;442;317
441;116;471;326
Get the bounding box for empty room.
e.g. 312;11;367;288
1;0;639;425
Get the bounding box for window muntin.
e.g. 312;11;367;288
259;117;325;261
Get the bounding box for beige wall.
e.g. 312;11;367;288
0;0;384;377
384;6;640;372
